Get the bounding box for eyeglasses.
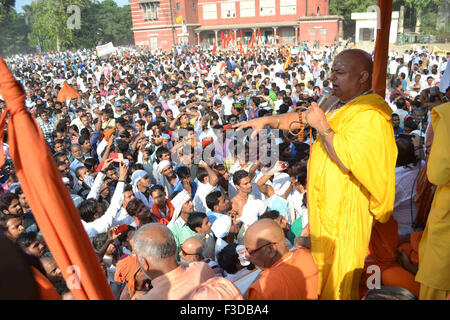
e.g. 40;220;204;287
245;242;277;256
180;247;198;256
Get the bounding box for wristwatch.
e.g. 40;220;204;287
319;127;333;138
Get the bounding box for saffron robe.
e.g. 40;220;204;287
308;93;397;300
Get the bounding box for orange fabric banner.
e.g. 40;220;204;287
372;0;393;98
57;82;81;103
0;58;114;300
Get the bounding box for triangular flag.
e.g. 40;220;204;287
57;82;81;103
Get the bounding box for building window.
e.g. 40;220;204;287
140;1;159;21
280;0;296;15
176;2;180;11
260;0;275;16
240;0;255;18
203;3;217;20
221;2;236;19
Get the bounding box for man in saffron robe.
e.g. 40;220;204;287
415;102;450;300
235;49;397;299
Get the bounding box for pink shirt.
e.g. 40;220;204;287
139;262;215;300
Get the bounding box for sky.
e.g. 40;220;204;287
15;0;129;13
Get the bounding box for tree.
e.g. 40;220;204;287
329;0;377;39
0;9;32;56
28;0;89;52
0;0;15;16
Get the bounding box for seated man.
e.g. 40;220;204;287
134;223;215;300
245;219;319;300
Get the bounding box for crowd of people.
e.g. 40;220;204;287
0;41;449;300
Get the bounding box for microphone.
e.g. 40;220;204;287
317;87;333;110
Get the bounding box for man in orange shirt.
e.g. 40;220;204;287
244;219;319;300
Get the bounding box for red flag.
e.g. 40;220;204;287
240;42;243;55
212;44;217;55
257;28;262;40
57;82;81;103
220;32;224;47
251;32;256;47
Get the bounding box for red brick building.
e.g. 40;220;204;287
131;0;343;50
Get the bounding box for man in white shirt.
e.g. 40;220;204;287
193;161;219;214
221;88;235;122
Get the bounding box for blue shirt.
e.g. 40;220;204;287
206;211;224;225
173;180;198;198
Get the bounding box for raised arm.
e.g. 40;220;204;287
199;160;219;187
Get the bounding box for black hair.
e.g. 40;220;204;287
196;167;208;184
176;166;191;180
259;210;280;220
205;191;222;211
186;211;207;232
149;184;165;196
84;157;99;171
155;146;170;162
16;232;38;250
0;193;19;213
395;136;418;167
217;243;240;274
77;199;98;222
232;170;249;186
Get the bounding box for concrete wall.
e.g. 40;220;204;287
298;19;340;44
351;11;399;44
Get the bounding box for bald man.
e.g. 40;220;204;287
245;219;318;300
236;49;397;299
180;236;205;264
134;223;215;300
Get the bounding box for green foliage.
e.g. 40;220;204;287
2;0;133;54
0;0;15;16
0;9;31;56
330;0;445;39
329;0;377;39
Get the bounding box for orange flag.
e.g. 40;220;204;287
212;44;217;55
0;58;114;300
57;82;81;103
